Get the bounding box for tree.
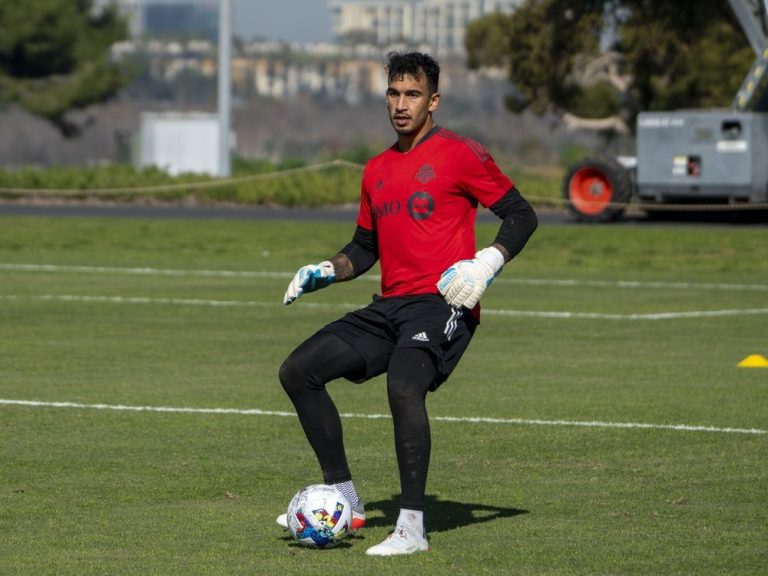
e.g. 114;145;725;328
0;0;129;136
465;0;755;133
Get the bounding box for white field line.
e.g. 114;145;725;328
1;293;768;320
1;398;764;436
2;262;768;292
0;262;291;280
2;262;768;319
483;307;768;320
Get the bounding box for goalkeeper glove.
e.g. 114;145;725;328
436;246;505;309
283;261;335;305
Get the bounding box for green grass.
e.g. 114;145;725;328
0;216;766;575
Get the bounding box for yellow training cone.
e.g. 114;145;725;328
738;354;768;368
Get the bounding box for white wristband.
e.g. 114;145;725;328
475;246;505;275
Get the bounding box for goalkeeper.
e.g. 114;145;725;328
277;51;538;556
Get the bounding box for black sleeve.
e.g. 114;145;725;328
489;186;538;260
339;225;378;277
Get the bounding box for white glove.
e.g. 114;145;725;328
436;247;505;309
283;261;335;305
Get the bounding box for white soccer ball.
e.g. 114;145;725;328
286;484;352;548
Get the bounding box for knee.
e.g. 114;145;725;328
279;353;322;395
278;355;301;395
386;349;433;410
387;374;424;411
278;358;292;390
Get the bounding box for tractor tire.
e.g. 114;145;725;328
563;156;633;222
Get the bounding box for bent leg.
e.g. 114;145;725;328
279;330;366;484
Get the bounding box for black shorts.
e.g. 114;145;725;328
319;293;478;390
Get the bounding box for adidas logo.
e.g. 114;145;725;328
411;331;430;342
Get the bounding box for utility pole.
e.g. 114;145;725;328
218;0;232;177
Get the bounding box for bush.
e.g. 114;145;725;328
0;156;562;207
0;159;363;207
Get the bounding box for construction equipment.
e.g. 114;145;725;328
562;0;768;221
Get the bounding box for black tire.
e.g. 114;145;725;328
562;156;633;222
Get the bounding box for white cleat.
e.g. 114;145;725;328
365;525;429;556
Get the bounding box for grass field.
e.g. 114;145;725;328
0;215;766;575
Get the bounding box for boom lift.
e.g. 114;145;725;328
562;0;768;221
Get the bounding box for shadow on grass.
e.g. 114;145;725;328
278;495;528;548
363;494;528;533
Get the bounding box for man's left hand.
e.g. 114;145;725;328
437;247;504;309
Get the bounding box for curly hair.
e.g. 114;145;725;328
386;51;440;94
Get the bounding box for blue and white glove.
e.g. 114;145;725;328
283;261;335;305
436;247;505;309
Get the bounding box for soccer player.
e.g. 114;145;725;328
276;51;538;556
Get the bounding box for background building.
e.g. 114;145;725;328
143;2;219;40
95;1;219;40
330;0;522;56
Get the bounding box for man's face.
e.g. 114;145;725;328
386;72;440;138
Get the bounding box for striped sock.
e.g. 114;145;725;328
333;480;360;508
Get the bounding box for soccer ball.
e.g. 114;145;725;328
286;484;352;548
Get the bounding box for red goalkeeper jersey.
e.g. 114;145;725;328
357;127;513;297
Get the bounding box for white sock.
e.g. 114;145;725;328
333;480;360;509
396;508;425;536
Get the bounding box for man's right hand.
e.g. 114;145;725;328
283;261;336;305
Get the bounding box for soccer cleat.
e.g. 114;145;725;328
365;525;429;556
277;503;366;532
276;513;287;529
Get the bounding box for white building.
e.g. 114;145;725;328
138;112;227;176
330;0;522;56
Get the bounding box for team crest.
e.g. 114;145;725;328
415;164;436;184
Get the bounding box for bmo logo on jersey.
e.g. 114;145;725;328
372;191;434;221
372;200;401;219
407;191;434;220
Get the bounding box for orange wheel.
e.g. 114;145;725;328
562;156;632;222
569;167;613;216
